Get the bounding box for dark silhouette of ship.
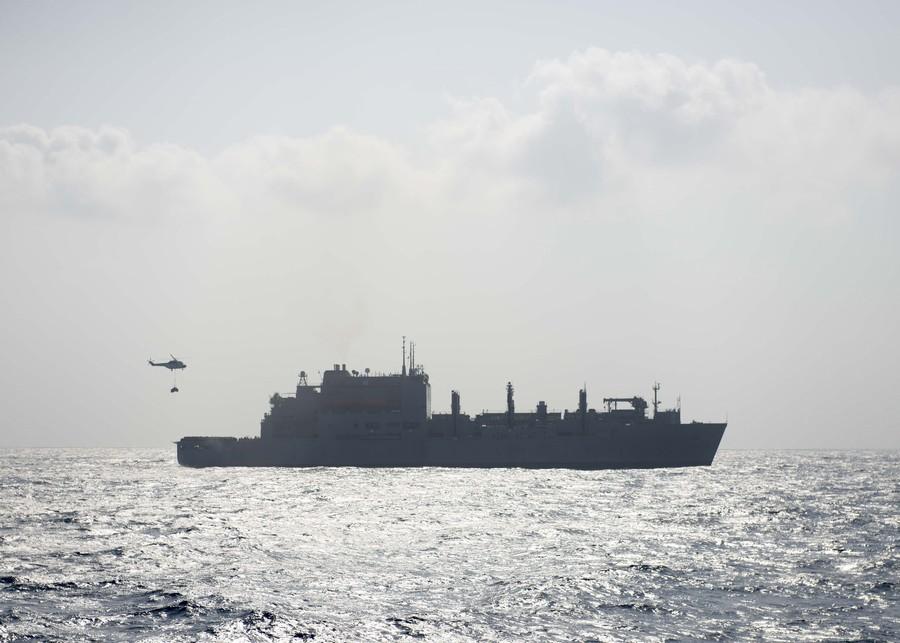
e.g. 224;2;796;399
177;341;726;468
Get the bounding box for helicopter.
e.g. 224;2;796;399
148;355;186;370
149;355;186;392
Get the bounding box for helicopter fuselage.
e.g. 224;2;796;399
149;359;186;370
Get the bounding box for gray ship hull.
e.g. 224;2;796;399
177;422;726;469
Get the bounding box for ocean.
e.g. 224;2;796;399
1;449;897;642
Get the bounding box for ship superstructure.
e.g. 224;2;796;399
177;343;725;469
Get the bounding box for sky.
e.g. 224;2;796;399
1;1;898;449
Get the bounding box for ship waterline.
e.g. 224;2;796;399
177;348;726;469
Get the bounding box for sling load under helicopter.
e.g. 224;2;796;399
148;355;187;393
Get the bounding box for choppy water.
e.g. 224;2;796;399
1;449;898;642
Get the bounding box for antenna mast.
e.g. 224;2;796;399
402;336;406;376
652;382;660;418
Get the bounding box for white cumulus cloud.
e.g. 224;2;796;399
2;49;898;225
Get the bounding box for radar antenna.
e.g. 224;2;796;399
298;370;308;387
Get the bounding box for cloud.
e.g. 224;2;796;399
0;124;227;221
530;49;769;127
214;128;425;219
1;47;898;226
430;49;900;221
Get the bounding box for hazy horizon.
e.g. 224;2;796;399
2;1;898;449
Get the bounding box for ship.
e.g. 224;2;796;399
177;342;726;469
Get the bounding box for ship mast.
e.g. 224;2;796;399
402;336;407;377
652;382;660;418
579;385;587;432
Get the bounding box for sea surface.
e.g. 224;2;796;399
0;449;897;642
